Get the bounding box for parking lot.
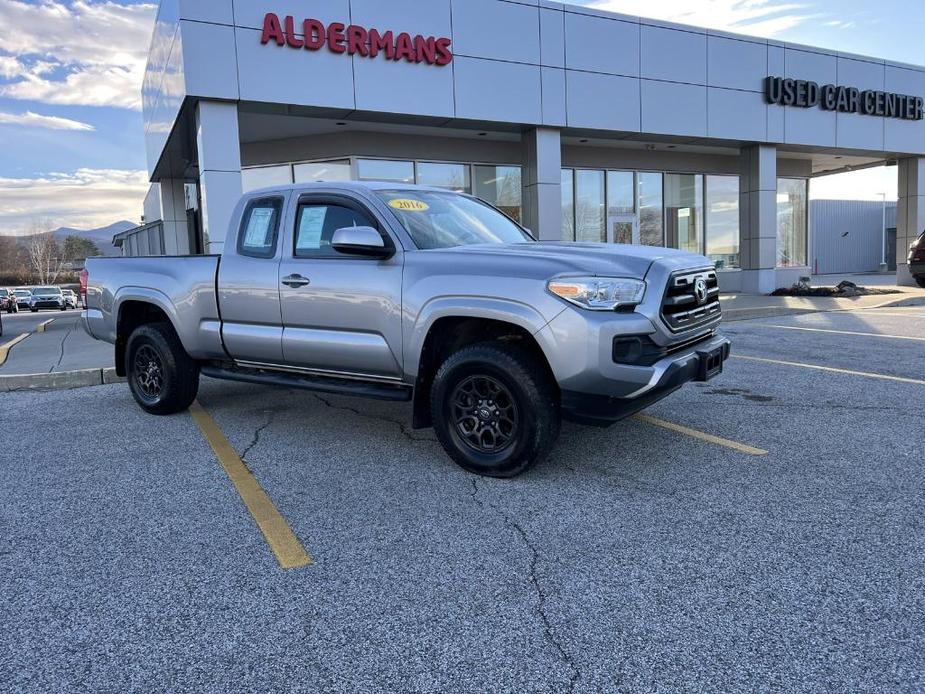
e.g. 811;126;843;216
1;306;924;693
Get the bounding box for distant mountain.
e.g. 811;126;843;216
5;221;136;256
51;221;136;256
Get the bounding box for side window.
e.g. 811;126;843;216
238;197;283;258
294;203;378;258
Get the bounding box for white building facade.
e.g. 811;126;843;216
140;0;925;292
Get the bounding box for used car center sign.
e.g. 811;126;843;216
765;76;924;120
260;13;453;66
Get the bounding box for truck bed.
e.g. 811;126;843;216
84;255;225;360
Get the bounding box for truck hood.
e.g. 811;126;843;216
430;242;706;280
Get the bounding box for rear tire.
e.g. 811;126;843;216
430;342;560;478
915;277;925;289
126;322;200;415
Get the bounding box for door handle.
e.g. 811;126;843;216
282;274;311;288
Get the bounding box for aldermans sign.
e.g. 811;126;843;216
765;76;923;121
260;13;453;66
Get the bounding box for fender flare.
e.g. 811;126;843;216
405;295;558;379
112;288;188;372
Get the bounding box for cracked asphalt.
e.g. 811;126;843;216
0;312;112;374
1;306;924;693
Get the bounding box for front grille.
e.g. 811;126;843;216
661;268;721;333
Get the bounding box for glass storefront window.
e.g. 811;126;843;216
777;178;808;267
357;159;414;183
638;172;664;246
705;175;740;269
293;160;351;183
416;162;471;193
473;165;522;223
607;171;635;214
575;170;605;243
241;165;292;192
665;174;704;254
607;171;635;244
561;169;574;241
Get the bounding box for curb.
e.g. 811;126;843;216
0;367;125;393
722;295;925;322
0;333;30;366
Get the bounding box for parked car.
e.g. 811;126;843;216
13;288;32;310
83;182;729;477
909;231;925;288
1;288;18;313
61;289;80;309
29;286;67;312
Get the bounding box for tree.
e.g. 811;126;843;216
27;221;64;285
0;236;30;284
62;236;101;263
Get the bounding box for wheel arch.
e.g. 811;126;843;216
410;309;559;430
113;289;182;377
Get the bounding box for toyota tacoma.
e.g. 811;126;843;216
82;182;729;477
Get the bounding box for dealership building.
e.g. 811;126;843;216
134;0;925;292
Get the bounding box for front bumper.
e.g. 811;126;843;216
31;301;63;310
910;262;925;278
559;333;731;426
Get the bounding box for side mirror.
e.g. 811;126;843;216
331;226;392;258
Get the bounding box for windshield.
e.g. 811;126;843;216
376;190;532;250
14;290;31;297
33;287;61;296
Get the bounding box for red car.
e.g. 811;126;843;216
1;288;19;314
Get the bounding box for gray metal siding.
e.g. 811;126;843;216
811;200;896;274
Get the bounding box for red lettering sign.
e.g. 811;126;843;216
260;13;453;66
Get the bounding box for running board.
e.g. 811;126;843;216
201;365;412;402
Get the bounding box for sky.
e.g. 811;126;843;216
0;0;920;236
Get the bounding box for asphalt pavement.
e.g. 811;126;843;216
0;311;113;374
1;306;924;693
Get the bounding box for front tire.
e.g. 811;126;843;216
126;322;200;415
431;342;560;478
915;276;925;289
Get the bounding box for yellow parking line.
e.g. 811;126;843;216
733;355;925;386
760;324;925;342
634;414;768;456
0;333;30;366
36;319;55;333
189;401;312;570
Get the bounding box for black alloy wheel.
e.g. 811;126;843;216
126;322;200;416
132;344;165;405
431;342;560;478
450;375;519;454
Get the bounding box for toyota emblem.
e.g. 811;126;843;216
694;277;708;305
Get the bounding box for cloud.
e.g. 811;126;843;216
0;1;157;110
0;169;148;235
582;0;818;37
0;110;95;131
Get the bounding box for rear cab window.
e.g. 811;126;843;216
238;197;284;258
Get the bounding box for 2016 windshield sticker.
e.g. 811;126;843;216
389;199;429;212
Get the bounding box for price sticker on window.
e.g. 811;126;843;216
389;199;429;212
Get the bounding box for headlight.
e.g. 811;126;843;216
548;276;646;311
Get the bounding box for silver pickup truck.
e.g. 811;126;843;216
83;182;729;477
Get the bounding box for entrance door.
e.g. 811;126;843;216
607;213;638;245
605;171;638;245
